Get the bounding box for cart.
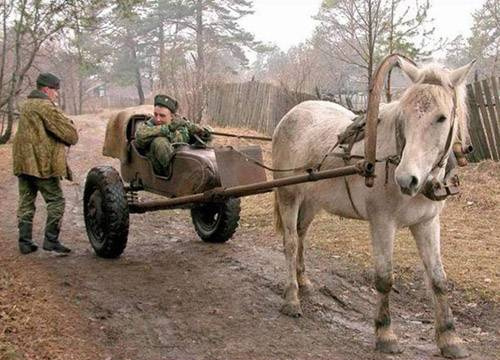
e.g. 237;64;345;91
83;55;413;258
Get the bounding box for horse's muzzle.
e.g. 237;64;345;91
396;174;420;196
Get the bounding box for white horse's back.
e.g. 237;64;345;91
272;101;355;171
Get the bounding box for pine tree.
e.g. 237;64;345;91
468;0;499;77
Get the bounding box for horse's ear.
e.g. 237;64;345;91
449;60;476;87
397;57;421;83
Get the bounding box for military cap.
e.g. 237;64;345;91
154;94;178;113
36;72;60;89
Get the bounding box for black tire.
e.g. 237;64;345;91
190;198;240;243
83;166;129;258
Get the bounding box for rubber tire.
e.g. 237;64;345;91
190;198;240;243
84;166;129;258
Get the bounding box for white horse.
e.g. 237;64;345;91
272;57;474;358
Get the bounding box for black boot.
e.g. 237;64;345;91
18;221;38;254
43;222;71;254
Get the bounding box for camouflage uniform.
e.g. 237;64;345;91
12;89;78;253
135;115;211;176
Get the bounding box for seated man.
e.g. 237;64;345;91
135;94;212;176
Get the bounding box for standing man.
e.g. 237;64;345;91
12;73;78;254
135;94;211;176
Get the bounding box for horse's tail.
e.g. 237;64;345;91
274;191;284;236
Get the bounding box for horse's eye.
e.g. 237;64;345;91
436;115;447;123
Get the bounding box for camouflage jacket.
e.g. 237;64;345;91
135;115;211;150
12;90;79;179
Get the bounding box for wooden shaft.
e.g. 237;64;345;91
364;53;416;187
129;164;362;213
211;131;272;142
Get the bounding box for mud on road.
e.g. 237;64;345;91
0;111;498;360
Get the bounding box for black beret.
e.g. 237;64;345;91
36;72;60;89
154;94;178;113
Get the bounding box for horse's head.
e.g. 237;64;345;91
393;58;475;197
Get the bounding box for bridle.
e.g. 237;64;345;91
393;81;460;200
332;80;461;217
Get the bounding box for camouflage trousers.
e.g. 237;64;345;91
17;175;65;245
147;137;174;176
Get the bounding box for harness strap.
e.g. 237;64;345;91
428;87;458;181
226;146;314;173
343;176;362;218
342;153;363;218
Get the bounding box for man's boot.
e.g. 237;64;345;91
18;221;38;254
43;222;71;254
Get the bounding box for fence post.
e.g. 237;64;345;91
466;85;488;161
481;78;500;159
473;81;499;160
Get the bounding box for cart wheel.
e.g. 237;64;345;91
191;198;240;243
84;166;129;258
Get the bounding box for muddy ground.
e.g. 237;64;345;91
0;110;498;360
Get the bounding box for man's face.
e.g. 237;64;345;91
153;106;172;125
42;86;59;102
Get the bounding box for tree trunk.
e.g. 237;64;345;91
0;0;25;144
0;93;14;144
367;0;374;89
0;0;9;103
169;23;181;101
385;0;395;102
78;76;84;114
194;0;205;122
158;19;167;89
77;45;84;114
129;35;145;105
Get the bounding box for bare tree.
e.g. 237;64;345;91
315;0;389;87
0;0;81;144
315;0;437;94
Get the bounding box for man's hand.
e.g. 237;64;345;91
199;126;213;141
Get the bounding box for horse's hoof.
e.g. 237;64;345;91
376;339;403;354
299;281;313;295
440;344;469;359
280;302;302;317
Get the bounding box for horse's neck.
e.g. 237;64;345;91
352;101;400;159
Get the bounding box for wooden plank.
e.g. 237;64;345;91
474;81;497;160
205;81;317;135
466;84;487;161
481;78;500;159
491;76;500;137
492;76;500;113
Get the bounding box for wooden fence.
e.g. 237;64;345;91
207;79;499;163
81;95;140;114
206;82;315;135
466;77;500;162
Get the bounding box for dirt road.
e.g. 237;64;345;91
0;111;498;360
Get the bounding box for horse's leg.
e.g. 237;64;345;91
296;202;316;293
370;219;402;354
410;216;469;359
277;190;302;317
